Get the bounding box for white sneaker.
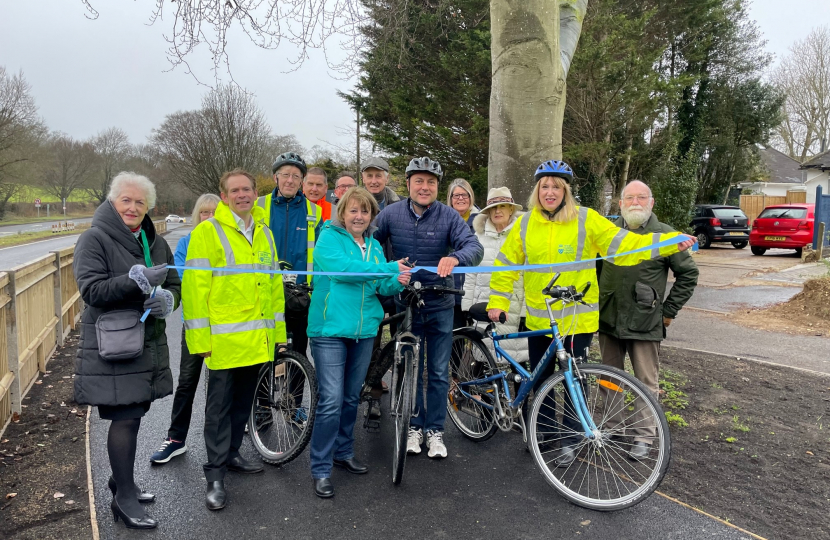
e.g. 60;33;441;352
407;427;423;455
426;430;447;459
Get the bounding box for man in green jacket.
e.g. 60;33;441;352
598;180;699;459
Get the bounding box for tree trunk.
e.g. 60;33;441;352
488;0;587;205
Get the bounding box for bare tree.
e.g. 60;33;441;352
42;134;97;203
88;127;131;203
83;0;368;82
0;67;45;219
152;84;273;195
85;1;589;202
771;26;830;161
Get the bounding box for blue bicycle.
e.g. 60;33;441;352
447;274;670;511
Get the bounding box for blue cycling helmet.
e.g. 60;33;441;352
534;160;574;182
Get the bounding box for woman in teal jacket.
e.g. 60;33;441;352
307;187;410;498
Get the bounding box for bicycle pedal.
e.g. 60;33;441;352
363;416;381;432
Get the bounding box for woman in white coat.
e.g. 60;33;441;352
462;187;528;364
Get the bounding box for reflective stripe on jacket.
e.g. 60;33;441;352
256;191;321;281
183;203;286;370
487;206;683;334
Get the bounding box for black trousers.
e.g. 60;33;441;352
527;332;594;446
168;328;204;442
203;363;262;482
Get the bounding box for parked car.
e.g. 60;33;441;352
165;214;186;223
690;205;751;249
749;204;815;257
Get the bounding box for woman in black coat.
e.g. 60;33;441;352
73;172;180;530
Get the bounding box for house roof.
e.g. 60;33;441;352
758;145;804;183
801;149;830;170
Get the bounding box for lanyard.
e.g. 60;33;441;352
138;229;153;267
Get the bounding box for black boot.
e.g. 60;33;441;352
206;480;226;511
314;478;334;498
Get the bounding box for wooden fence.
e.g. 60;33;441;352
740;190;808;224
0;220;167;432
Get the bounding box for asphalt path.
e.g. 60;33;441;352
0;216;94;235
0;223;184;269
87;229;754;540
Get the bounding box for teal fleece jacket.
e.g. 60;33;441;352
307;218;403;339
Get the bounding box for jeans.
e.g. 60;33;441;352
168;327;204;442
527;332;594;448
409;307;454;433
309;337;375;479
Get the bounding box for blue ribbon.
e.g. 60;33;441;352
165;235;694;277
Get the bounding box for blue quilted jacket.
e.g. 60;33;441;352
374;199;484;313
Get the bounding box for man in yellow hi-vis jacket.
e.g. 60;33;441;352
183;169;285;511
487;160;694;468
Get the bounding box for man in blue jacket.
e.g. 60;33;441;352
256;152;322;423
374;157;484;459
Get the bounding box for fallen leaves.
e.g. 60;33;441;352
5;493;16;499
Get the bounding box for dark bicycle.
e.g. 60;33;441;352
361;282;463;485
247;281;318;465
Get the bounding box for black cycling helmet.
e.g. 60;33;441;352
534;160;574;183
405;157;443;181
272;152;307;176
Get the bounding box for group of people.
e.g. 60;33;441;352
72;153;697;529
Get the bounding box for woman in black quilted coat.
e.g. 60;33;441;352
73;172;180;530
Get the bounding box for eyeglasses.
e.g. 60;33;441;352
199;209;215;216
335;184;356;191
451;194;470;200
623;195;651;203
277;173;302;181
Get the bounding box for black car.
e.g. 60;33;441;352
690;205;750;248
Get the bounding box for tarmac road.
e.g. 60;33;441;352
0;216;94;235
0;223;185;269
87;228;755;540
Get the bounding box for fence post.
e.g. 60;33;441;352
51;251;64;347
817;222;826;260
5;271;21;416
814;185;823;249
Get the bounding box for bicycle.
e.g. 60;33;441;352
247;281;318;465
447;274;671;511
363;282;463;485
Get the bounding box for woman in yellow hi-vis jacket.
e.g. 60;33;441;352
487;160;695;467
182;170;286;511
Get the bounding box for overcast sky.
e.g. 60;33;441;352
1;1;828;152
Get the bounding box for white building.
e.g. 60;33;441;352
738;145;830;202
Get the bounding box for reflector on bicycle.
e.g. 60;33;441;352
598;379;624;393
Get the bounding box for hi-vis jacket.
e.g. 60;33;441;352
256;190;321;283
487;206;684;335
183;203;286;370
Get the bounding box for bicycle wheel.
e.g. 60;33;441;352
249;350;318;465
391;348;415;485
447;333;499;442
528;364;671;511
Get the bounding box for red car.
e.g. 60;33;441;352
749;203;815;256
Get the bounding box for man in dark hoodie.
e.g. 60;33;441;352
374;157;483;459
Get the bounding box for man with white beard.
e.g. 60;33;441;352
597;180;698;460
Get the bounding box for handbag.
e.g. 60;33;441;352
95;309;145;362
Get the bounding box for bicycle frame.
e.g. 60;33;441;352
455;297;601;440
